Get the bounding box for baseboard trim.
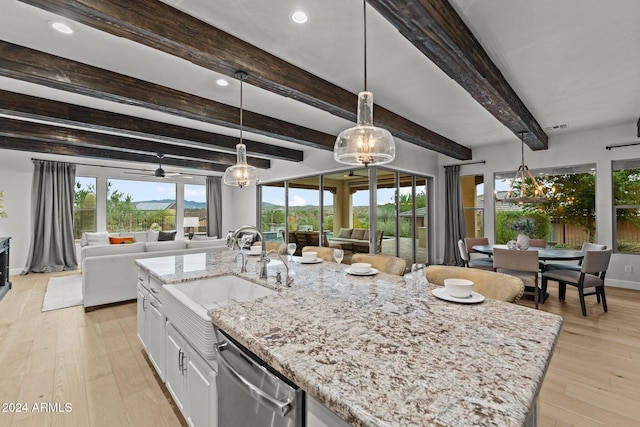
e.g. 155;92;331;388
606;278;640;291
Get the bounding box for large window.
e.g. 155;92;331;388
74;176;97;239
106;179;176;232
495;164;596;248
184;184;206;238
261;184;286;242
461;175;484;238
260;168;433;266
613;159;640;254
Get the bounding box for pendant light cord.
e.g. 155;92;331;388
363;0;367;91
239;77;243;144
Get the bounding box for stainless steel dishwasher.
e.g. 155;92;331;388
214;327;304;427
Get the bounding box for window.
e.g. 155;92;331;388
260;184;286;242
106;179;176;232
613;159;640;254
461;175;484;238
259;168;433;266
184;184;206;238
74;176;97;239
495;164;596;248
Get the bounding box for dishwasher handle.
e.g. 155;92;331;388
215;342;293;417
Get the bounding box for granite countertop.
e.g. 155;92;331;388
137;250;563;427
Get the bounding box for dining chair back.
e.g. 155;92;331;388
493;248;540;308
541;249;612;316
351;253;406;276
425;265;524;303
461;237;494;270
253;241;287;255
301;246;336;262
544;242;606;272
529;239;546;248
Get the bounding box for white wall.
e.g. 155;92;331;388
453;122;640;290
0;150;35;275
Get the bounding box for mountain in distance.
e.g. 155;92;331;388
135;199;206;209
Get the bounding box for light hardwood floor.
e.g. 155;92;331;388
0;271;638;427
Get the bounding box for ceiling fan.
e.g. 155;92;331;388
125;153;182;178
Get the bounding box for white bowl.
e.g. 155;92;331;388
302;251;317;261
351;262;372;274
249;246;261;254
444;278;474;298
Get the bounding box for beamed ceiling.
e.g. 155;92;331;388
0;0;638;177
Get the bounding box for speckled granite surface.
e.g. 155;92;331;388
137;250;563;427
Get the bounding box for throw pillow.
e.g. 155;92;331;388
158;230;177;241
109;236;135;244
337;228;353;238
350;229;365;240
85;231;110;246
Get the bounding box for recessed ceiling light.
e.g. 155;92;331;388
216;79;229;87
291;10;308;24
51;22;73;34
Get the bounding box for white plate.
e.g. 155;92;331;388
345;267;379;276
245;251;262;256
300;258;323;264
431;287;485;304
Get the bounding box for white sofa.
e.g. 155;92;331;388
80;231;226;310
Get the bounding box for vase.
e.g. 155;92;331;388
516;234;530;250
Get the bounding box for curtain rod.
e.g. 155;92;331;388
30;158;210;178
605;141;640;150
442;160;486;168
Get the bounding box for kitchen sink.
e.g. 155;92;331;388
162;275;278;359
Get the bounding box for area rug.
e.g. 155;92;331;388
42;274;83;312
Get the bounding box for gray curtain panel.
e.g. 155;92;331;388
443;165;466;266
206;176;222;238
22;160;78;274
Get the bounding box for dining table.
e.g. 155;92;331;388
472;244;584;304
471;244;584;262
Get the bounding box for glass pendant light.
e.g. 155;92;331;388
223;71;260;188
334;0;395;167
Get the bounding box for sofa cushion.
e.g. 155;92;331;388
145;241;187;252
109;236;135;244
337;228;353;238
84;231;110;246
187;239;226;249
128;231;148;243
363;230;370;241
158;230;177;241
350;229;365;240
147;230;159;242
82;241;146;259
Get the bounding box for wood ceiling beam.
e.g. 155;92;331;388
367;0;548;151
0;41;333;152
17;0;472;160
0;89;302;162
0;137;228;173
0;117;271;169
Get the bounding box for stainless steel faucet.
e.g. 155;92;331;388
234;251;247;273
268;250;294;287
231;225;269;279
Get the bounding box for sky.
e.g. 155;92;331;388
76;177;206;202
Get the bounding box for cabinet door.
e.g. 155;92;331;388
186;347;217;427
147;297;165;380
136;285;148;350
165;323;187;414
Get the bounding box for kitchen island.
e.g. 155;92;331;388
137;250;563;427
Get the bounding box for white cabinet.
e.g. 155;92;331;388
306;394;351;427
137;273;165;381
166;322;218;427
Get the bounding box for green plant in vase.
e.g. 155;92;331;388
507;217;535;249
